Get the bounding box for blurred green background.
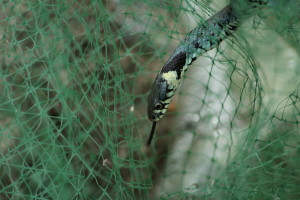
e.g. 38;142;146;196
0;0;299;199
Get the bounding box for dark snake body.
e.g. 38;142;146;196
147;0;268;145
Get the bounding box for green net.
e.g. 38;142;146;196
0;0;299;199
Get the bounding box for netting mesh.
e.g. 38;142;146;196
0;0;299;199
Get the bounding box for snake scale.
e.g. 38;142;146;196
147;0;268;145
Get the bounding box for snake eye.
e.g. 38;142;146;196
154;102;163;110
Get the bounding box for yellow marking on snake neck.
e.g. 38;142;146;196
164;98;172;104
162;71;178;89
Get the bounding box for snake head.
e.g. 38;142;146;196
147;71;178;145
147;73;167;121
147;71;178;121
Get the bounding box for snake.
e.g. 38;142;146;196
146;0;268;145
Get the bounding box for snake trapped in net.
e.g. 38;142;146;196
146;0;269;145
